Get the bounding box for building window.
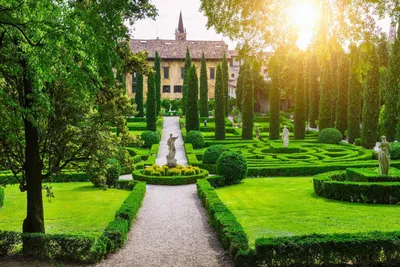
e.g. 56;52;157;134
163;85;171;93
210;68;215;80
163;67;169;79
181;67;185;79
231;73;235;78
174;85;182;93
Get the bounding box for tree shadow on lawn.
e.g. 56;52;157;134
71;185;101;192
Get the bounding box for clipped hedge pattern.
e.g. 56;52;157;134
133;169;209;185
0;187;3;208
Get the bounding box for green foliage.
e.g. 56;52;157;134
215;64;226;140
347;45;362;143
242;63;254;140
135;73;144;117
203;145;230;164
236;62;245;112
0;187;3;208
222;52;229;116
308;54;319;128
185;65;200;131
154;52;161;116
269;58;280;140
199;52;209;117
217;152;248;185
185;131;205;149
346;168;400;182
382;25;400;141
294;56;305;139
146;72;157;131
390;142;400;159
361;45;380;149
318;59;333;131
318;128;343;144
196;179;249;258
335;54;349;135
140;131;160;148
132;168;209;185
105;158;121;188
182;47;192;115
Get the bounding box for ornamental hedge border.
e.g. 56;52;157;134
313;170;400;204
0;180;146;263
0;187;3;208
133;169;209;185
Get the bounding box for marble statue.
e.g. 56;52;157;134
166;134;179;167
169;103;172;112
379;135;390;175
282;125;290;147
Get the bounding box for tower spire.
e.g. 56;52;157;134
175;11;187;41
178;11;184;33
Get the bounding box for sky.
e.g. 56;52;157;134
128;0;236;49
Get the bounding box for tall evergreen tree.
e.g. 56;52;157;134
146;72;156;131
236;63;245;111
304;55;310;123
382;22;400;141
199;52;209;117
335;54;349;135
308;54;319;128
186;65;200;131
222;52;229;116
361;45;380;148
242;63;254;140
182;47;192;115
135;73;144;117
154;51;161;116
347;45;362;144
215;64;225;140
294;55;306;139
269;58;281;140
318;59;333;131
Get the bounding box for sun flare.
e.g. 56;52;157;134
287;1;318;50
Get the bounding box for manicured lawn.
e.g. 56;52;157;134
0;182;130;235
216;177;400;246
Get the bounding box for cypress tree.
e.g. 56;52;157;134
182;47;192;115
186;65;200;132
318;59;333;131
361;45;380;149
146;72;156;131
242;63;254;140
135;72;144;117
294;55;306;139
308;54;319;128
304;55;310;123
215;64;225;140
335;54;349;135
236;63;244;111
199;52;208;117
154;51;161;116
269;58;280;140
222;52;229;116
383;22;400;141
347;45;362;144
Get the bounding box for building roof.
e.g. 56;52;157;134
177;11;185;33
129;39;231;60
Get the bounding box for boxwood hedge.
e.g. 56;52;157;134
133;169;209;185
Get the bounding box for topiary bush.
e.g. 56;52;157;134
166;168;181;176
184;131;205;149
217;151;247;186
391;142;400;159
105;158;121;188
141;131;160;148
203;145;230;164
318;128;343;144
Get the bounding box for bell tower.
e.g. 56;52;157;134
175;11;187;41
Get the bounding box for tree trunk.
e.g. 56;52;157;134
22;67;44;234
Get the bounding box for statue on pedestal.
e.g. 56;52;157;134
166;134;179;167
379;135;390;175
282;125;290;147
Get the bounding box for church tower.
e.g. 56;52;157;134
175;11;187;41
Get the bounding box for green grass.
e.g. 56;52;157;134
0;182;130;235
216;177;400;246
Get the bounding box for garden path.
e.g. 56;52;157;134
156;116;188;166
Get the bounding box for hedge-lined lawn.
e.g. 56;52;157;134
0;182;130;235
216;178;400;246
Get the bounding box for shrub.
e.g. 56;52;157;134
143;167;154;175
141;131;159;148
391;142;400;159
354;138;362;146
183;168;196;176
150;171;161;176
0;187;3;208
106;158;121;188
318;128;342;144
166;168;181;176
217;151;247;185
203;145;230;164
184;131;205;149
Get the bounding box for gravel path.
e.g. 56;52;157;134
97;184;232;267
